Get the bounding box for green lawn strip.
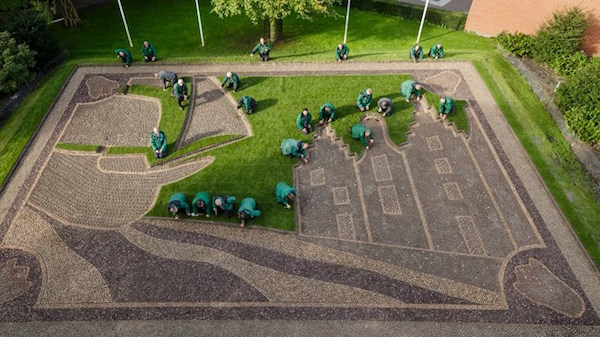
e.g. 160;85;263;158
55;143;100;152
423;91;469;134
107;134;237;165
473;55;600;266
52;0;493;63
127;80;191;150
0;63;75;183
148;74;414;229
380;100;415;147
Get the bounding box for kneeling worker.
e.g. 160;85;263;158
222;72;240;92
212;195;236;218
351;124;374;150
237;96;257;115
150;127;167;159
192;191;211;217
281;138;309;164
438;96;455;120
275;182;296;209
168;193;191;219
319;102;335;125
238;197;261;227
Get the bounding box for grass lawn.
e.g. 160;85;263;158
423;91;469;134
147;74;415;229
2;0;599;266
55;143;100;152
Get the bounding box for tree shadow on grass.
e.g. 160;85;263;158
348;52;387;60
257;98;278;112
270;51;326;61
238;77;268;91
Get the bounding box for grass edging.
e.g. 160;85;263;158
0;64;78;195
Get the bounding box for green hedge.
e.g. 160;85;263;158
352;0;467;30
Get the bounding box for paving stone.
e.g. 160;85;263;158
0;63;599;332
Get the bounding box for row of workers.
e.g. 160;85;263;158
167;182;297;227
114;39;444;67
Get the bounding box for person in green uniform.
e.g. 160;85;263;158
238;197;261;227
318;102;335;125
401;80;423;102
212;195;236;218
438;96;455;120
114;48;132;68
237;96;257;115
191;191;211;217
150;127;167;158
336;43;349;61
221;72;240;92
173;79;188;110
275;182;296;209
410;45;424;63
281;138;309;163
250;38;271;61
429;43;444;59
351;124;374;150
141;41;157;62
296;108;313;134
357;88;373;112
168;193;191;219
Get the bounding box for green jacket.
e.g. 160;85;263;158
212;195;236;212
173;82;188;96
439;97;455;114
275;182;296;205
141;42;157;57
238;198;261;218
114;48;132;66
351;124;373;147
401;80;421;101
150;130;167;152
281;139;306;158
319;103;335;120
430;45;444;58
410;46;424;60
221;73;240;90
357;90;372;109
168;193;190;213
296;112;312;130
192;192;211;215
251;42;271;54
335;44;349;60
237;96;255;113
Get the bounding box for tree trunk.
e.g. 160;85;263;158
269;18;283;43
59;0;81;27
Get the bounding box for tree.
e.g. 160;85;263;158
58;0;80;27
211;0;341;42
0;31;36;94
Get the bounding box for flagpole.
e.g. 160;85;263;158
116;0;133;47
343;0;351;44
195;0;205;46
416;0;430;43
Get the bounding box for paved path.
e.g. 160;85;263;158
0;62;599;335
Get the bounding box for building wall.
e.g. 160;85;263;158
465;0;600;55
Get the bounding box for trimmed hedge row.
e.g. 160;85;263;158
351;0;467;31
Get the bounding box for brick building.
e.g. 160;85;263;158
465;0;600;55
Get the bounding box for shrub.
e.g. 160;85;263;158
532;7;589;72
555;59;600;112
0;9;61;71
551;51;590;77
497;31;533;57
564;106;600;148
0;31;36;94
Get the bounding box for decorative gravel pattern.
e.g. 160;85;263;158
60;95;161;147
